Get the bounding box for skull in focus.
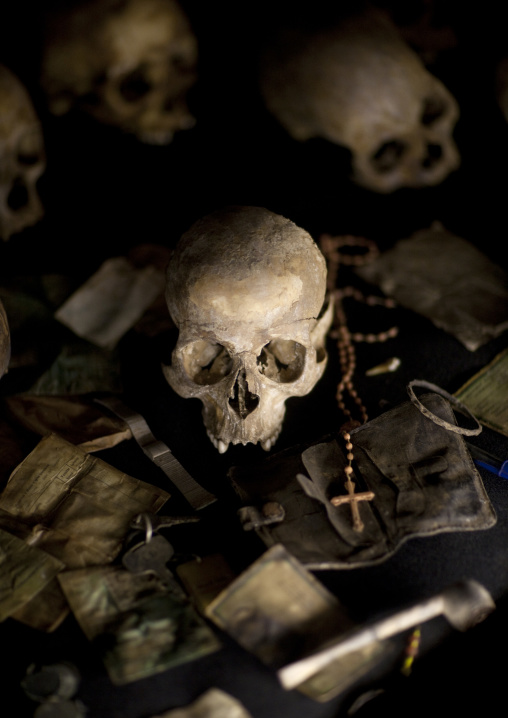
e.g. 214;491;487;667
0;65;46;240
164;206;333;453
258;5;460;193
0;298;10;379
40;0;198;144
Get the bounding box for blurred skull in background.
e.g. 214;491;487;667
40;0;198;144
259;4;460;193
0;65;46;240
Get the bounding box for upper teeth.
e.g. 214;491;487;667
261;426;281;452
207;427;281;453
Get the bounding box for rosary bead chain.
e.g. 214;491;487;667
329;429;375;532
320;234;398;426
319;233;398;532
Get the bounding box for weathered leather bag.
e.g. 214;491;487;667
230;391;496;569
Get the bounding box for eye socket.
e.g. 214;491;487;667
371;140;406;174
119;68;152;102
18;152;41;166
181;340;233;385
17;131;43;166
257;339;305;383
421;96;446;126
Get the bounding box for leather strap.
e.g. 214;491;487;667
95;396;217;510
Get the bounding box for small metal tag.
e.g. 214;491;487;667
122;534;176;588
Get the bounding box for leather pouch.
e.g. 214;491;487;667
229;393;497;569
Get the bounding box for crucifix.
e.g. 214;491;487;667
329;430;375;532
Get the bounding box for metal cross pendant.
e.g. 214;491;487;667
330;471;375;532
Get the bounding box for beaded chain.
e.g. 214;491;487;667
319;233;399;532
320;234;422;672
329;429;375;532
319;233;399;426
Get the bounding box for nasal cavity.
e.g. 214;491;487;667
7;181;29;211
422;143;443;169
229;371;259;419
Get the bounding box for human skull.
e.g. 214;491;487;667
163;206;333;453
0;298;10;379
40;0;198;144
0;65;46;241
258;6;460;193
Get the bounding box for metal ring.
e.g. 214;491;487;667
407;379;482;436
133;512;153;543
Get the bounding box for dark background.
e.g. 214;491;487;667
1;1;508;717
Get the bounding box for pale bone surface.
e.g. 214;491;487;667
0;65;46;241
258;5;460;193
164;206;333;453
0;298;10;379
40;0;198;144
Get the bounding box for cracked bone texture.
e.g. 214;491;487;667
39;0;198;144
258;4;460;193
164;206;333;453
0;65;46;241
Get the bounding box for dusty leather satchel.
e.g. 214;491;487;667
229;391;497;569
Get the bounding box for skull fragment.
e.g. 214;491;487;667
164;206;333;453
0;65;46;240
40;0;198;144
258;6;460;193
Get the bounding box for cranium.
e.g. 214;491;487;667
258;5;460;193
40;0;198;144
0;298;10;379
163;206;333;453
0;65;46;240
